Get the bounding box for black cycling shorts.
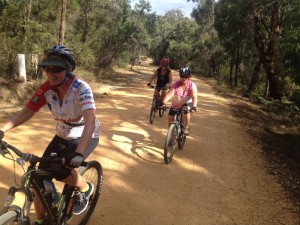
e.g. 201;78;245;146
39;135;99;181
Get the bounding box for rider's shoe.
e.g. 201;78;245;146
183;127;190;135
72;182;94;215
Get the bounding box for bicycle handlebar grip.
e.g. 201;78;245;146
6;143;26;158
81;161;88;167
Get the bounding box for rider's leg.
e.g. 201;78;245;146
154;89;160;97
33;197;45;221
61;169;87;190
33;171;87;221
183;113;191;128
33;137;99;220
182;104;191;134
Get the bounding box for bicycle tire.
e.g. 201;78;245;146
0;211;18;225
149;99;157;124
164;123;177;164
66;161;103;225
158;107;164;117
178;132;186;150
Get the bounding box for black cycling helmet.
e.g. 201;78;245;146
179;67;191;76
43;45;76;71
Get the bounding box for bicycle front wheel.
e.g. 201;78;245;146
158;107;164;117
0;211;18;225
67;161;103;225
149;106;156;124
164;123;177;164
149;98;157;124
178;132;186;150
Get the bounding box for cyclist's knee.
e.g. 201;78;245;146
52;167;72;181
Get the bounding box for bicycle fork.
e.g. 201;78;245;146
1;187;33;224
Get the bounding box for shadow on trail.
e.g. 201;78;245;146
229;97;300;212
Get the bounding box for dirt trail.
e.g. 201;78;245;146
0;60;299;225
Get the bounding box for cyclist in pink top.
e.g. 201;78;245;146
161;67;197;135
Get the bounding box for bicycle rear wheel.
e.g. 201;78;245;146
67;161;103;225
164;123;177;164
0;211;18;225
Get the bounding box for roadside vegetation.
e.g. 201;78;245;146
0;1;299;160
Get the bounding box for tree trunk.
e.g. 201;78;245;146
234;47;240;87
81;1;91;43
59;0;67;45
211;53;217;76
252;1;283;99
23;0;32;46
248;59;263;92
229;62;233;86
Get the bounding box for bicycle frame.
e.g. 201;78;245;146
1;161;73;225
171;109;184;131
0;142;78;225
163;107;188;164
152;87;167;103
0;138;101;225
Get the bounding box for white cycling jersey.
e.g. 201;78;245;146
26;77;100;140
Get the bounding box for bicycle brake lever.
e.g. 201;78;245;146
0;142;9;155
16;158;26;166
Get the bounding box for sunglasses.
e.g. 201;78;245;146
180;75;189;79
44;66;66;73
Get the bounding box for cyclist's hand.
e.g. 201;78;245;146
159;102;166;109
190;107;197;113
65;152;84;168
163;85;169;90
0;130;4;140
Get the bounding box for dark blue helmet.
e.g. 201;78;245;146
44;45;76;71
179;67;191;76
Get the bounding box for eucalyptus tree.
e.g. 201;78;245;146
189;0;221;76
281;0;300;84
0;0;62;76
214;0;253;87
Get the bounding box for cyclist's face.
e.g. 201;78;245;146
180;75;189;84
44;66;67;86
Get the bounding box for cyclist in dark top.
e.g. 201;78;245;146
147;58;172;101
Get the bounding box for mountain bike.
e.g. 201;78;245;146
148;85;168;124
163;107;192;164
0;139;103;225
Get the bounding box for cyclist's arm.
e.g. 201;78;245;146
149;70;158;84
162;88;175;104
75;109;96;155
0;107;35;133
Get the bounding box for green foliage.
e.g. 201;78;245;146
0;0;298;108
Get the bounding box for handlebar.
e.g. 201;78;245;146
163;107;196;114
148;84;155;89
147;84;169;90
0;140;88;167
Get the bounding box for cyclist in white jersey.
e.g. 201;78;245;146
0;45;100;225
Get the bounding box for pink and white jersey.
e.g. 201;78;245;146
26;78;100;140
171;80;196;109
